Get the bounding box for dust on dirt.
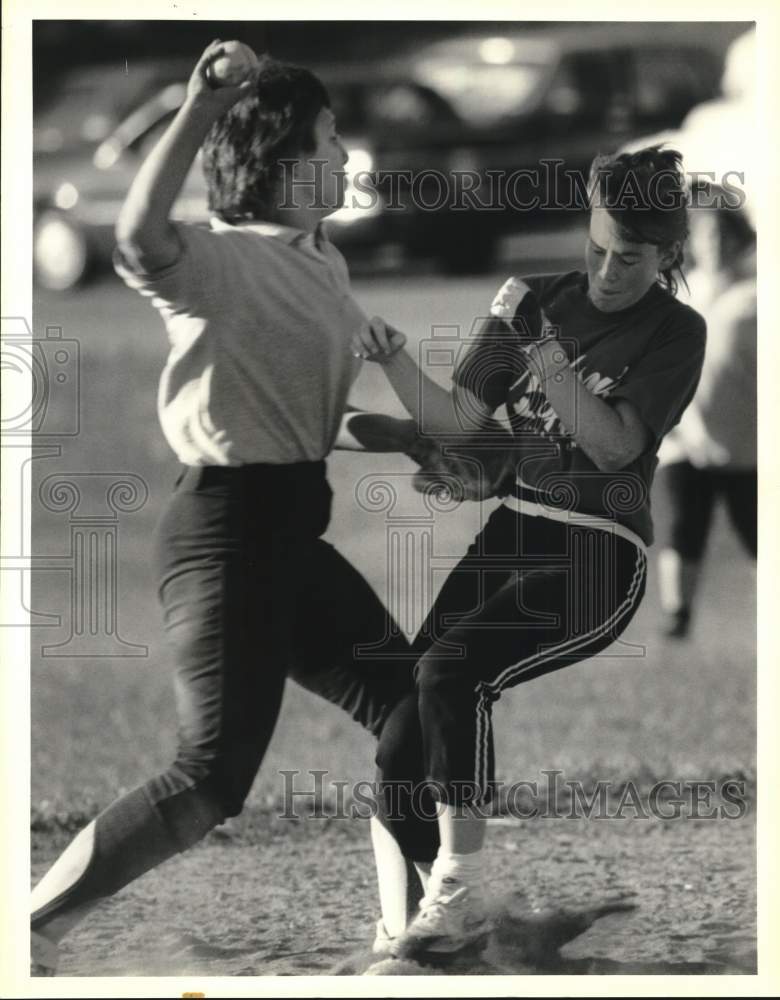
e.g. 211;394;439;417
32;811;756;978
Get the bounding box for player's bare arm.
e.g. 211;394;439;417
115;41;253;273
351;317;497;437
523;337;652;471
335;408;418;453
355;316;650;472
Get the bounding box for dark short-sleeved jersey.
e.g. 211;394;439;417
453;271;706;545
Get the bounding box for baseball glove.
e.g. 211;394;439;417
407;424;518;502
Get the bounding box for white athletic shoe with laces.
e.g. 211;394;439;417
392;883;490;958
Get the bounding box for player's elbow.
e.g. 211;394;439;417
114;227;148;277
592;431;649;472
592;450;633;473
115;195;146;247
115;213;155;258
115;211;179;274
592;402;652;471
115;220;146;270
115;193;168;252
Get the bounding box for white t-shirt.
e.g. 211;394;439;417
114;218;366;466
659;271;756;470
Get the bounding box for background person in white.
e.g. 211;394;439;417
655;188;756;637
29;41;423;973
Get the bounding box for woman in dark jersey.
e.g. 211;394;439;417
353;146;707;959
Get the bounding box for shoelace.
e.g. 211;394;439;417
417;884;471;921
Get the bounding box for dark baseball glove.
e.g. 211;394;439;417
407;423;518;502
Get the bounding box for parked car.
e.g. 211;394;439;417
34;58;195;155
33;58;195;291
34;26;734;289
386;24;729;267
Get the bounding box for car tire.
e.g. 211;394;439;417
33;211;92;291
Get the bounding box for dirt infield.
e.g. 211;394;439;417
32;808;756;978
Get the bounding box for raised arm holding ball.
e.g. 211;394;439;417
30;40;426;975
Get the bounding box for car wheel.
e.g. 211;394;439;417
33;211;91;291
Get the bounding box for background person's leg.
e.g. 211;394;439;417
656;461;716;636
720;468;757;558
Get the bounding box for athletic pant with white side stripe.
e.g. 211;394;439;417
375;504;647;859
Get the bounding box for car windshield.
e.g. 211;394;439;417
34;61;192;154
413;60;547;127
327;79;461;134
34;80;122;152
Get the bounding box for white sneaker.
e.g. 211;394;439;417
392;884;490;958
31;930;59;976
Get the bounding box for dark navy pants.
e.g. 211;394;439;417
655;460;757;560
33;461;414;930
374;504;647;861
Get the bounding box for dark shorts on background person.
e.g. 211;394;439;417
655;460;757;559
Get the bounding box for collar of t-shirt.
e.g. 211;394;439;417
573;273;665;323
209;216;330;260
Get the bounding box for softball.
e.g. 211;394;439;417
206;41;259;88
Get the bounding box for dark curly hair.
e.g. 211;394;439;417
589;145;689;296
201;55;330;222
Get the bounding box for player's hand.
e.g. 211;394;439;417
522;333;568;386
351;316;407;363
408;419;518;502
186;40;255;111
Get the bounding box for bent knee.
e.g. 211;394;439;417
375;693;424;779
415;656;473;696
169;752;254;821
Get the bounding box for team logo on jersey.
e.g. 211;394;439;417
507;355;629;440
